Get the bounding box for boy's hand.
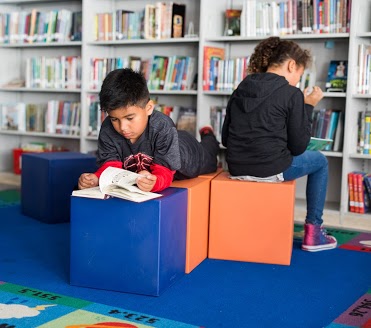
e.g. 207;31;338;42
304;86;323;107
137;170;157;192
78;173;99;190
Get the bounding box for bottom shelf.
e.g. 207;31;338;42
0;171;21;187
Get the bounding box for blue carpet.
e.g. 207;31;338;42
1;205;370;328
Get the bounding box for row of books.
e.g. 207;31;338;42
357;44;371;95
203;47;250;91
89;55;196;92
357;111;371;155
0;10;82;44
210;106;226;142
87;95;196;137
90;57;141;90
239;0;351;37
311;109;344;151
0;101;81;135
348;171;371;214
87;95;106;137
147;55;196;91
23;56;82;90
94;2;186;41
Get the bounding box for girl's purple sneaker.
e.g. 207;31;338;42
302;223;337;252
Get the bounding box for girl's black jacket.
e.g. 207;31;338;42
222;72;313;177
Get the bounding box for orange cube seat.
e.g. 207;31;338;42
208;171;296;265
171;169;222;273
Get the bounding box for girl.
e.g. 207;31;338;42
222;37;337;252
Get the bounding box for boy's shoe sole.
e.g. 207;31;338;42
302;242;337;252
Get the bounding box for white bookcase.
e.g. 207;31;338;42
0;0;370;231
0;0;83;172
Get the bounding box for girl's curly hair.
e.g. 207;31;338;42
247;37;312;74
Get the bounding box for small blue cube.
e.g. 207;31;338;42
21;152;97;223
70;187;187;296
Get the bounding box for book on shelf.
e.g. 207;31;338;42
332;111;344;152
210;105;226;142
306;137;333;151
171;3;186;38
176;106;197;137
325;60;348;92
70;11;83;41
357;44;371;94
224;9;242;36
299;56;316;91
72;167;162;203
348;171;371;214
203;46;225;91
0;103;26;131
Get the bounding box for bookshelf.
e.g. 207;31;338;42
0;0;370;231
0;0;82;172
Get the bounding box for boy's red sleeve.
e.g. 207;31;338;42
150;163;175;192
94;161;123;178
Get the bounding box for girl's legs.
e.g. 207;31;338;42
283;151;337;251
283;150;328;225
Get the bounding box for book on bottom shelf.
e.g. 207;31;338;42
72;167;162;203
306;137;333;151
176;106;196;137
348;171;371;214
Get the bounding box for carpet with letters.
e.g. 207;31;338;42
325;288;371;328
0;281;200;328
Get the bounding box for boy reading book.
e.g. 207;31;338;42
78;68;219;192
73;167;161;202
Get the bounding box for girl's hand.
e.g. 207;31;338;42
136;170;157;192
304;86;324;107
78;173;99;189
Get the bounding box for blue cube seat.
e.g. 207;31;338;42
21;152;97;223
70;187;187;296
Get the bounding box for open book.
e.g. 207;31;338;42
72;167;162;203
307;137;333;151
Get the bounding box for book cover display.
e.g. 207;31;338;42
325;60;348;92
224;9;242;36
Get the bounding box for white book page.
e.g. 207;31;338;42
72;186;106;199
99;167;142;193
106;185;161;202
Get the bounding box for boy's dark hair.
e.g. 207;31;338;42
247;37;311;74
99;68;150;112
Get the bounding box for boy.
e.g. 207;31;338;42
78;68;219;192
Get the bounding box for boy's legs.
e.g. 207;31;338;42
282;151;336;251
199;129;220;174
175;130;219;179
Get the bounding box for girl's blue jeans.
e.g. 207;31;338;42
282;150;328;226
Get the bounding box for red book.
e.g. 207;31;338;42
348;172;355;212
